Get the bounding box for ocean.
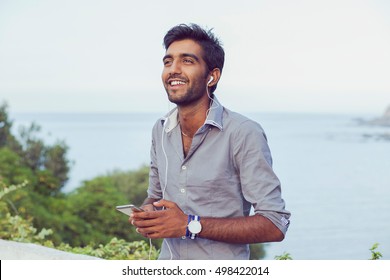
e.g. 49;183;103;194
10;111;390;260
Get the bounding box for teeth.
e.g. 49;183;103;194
170;80;185;86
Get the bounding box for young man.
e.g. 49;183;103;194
130;24;290;260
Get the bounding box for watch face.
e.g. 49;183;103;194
188;220;202;234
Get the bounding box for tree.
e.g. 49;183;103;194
18;123;70;195
0;102;22;153
1;182;158;260
62;169;150;247
1;101;71;196
44;141;70;189
0;147;35;186
0;102;72;241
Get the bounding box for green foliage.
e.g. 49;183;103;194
0;182;53;243
43;140;70;189
0;181;28;200
56;238;159;260
0;148;35;186
60;168;152;246
18;123;45;171
274;252;293;260
273;244;384;260
0;102;73;243
62;175;132;246
0;102;22;153
17;122;70;195
369;243;382;260
0;102;70;196
0;213;53;243
103;167;150;206
61;168;166;251
0;181;157;260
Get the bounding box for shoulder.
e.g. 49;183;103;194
151;116;167;132
150;117;166;143
223;108;273;165
152;117;164;130
222;108;265;136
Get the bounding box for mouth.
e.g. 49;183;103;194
167;79;187;87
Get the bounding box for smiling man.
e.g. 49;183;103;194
130;23;290;260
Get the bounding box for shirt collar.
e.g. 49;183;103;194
160;96;224;133
205;96;223;131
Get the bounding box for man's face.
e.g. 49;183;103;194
162;39;209;106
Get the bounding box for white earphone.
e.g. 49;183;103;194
208;76;214;85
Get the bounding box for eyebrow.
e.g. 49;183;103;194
163;53;200;62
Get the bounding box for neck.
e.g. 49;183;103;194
178;97;210;137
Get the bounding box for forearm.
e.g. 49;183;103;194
133;199;285;243
199;214;284;244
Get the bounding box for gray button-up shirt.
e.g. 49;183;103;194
148;98;290;259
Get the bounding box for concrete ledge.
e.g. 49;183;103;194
0;239;101;260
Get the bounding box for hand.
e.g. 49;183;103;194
130;199;187;239
128;203;153;226
141;204;155;212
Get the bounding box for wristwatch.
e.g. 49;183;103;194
187;215;202;239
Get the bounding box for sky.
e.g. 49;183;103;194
1;0;389;114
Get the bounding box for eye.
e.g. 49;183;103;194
163;59;172;66
183;58;194;64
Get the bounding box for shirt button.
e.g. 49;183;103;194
180;188;186;193
182;165;187;170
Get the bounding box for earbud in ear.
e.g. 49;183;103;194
208;76;214;85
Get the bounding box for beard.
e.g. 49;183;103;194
165;82;205;106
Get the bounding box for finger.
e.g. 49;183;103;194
132;216;154;228
131;209;156;219
144;231;161;239
153;199;177;209
132;209;166;220
134;216;165;229
137;226;160;237
136;227;155;239
129;216;146;225
128;217;136;226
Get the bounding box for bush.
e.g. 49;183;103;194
0;182;158;259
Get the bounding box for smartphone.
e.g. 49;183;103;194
116;204;145;216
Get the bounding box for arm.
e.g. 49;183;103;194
131;200;284;243
199;214;284;243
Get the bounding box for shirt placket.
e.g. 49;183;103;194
178;162;188;258
177;126;211;259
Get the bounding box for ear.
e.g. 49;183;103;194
207;68;221;87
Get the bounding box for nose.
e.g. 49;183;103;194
168;60;181;76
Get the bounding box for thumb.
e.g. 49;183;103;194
153;199;177;209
